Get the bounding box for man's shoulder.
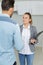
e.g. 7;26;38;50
10;18;17;25
0;15;17;25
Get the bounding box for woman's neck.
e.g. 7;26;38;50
24;23;30;28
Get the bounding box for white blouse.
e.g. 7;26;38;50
19;25;34;55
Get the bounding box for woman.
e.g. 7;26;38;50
19;12;38;65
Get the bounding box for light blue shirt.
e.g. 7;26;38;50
0;14;23;65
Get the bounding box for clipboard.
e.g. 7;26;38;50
30;31;43;45
34;31;43;39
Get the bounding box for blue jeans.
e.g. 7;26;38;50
19;54;34;65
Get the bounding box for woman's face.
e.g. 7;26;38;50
23;14;31;25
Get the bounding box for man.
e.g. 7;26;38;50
0;0;23;65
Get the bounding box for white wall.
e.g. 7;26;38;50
14;1;43;15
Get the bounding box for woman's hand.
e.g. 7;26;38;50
30;38;37;44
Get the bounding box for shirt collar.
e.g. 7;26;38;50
23;24;30;29
0;13;10;17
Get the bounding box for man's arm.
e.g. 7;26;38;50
14;24;24;51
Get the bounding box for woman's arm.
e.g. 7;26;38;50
30;26;38;45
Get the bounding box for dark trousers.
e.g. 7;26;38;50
13;62;16;65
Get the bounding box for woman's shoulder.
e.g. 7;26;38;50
30;25;37;31
31;25;36;28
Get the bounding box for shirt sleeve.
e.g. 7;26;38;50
14;24;24;51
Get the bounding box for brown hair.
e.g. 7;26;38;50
24;12;32;24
